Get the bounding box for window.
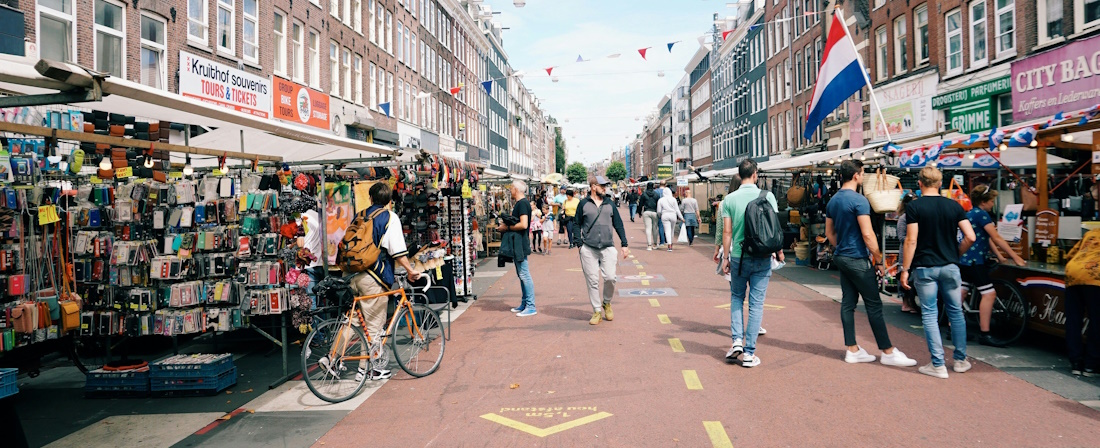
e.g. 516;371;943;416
397;78;404;119
139;14;166;89
997;94;1013;126
894;16;907;73
784;58;792;99
273;12;286;75
915;5;929;64
876;26;888;80
343;0;351;27
330;0;339;18
385;11;393;54
354;0;362;32
309;31;320;88
1039;0;1064;41
94;0;125;77
875;0;886;8
39;0;75;63
342;48;351;100
376;4;384;46
187;0;207;43
386;71;394;108
369;62;377;110
805;45;815;87
330;41;339;96
412;86;418;125
411;33;418;71
405;83;411;121
216;0;234;52
291;22;304;82
241;0;259;61
1079;0;1100;31
970;1;987;66
946;9;963;74
995;0;1015;54
397;22;404;63
794;51;802;92
368;0;376;44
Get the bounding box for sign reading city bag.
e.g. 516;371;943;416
179;51;272;118
1011;33;1100;122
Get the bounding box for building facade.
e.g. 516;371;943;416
712;6;768;170
687;48;713;170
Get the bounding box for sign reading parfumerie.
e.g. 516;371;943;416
179;51;272;119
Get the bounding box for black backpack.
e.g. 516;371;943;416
741;190;784;259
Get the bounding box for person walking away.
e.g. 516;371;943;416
655;184;668;246
681;193;700;246
337;182;421;380
573;176;631;325
895;194;919;313
719;159;783;368
958;185;1027;347
825;160;918;368
541;204;554;256
499;180;537;316
900;167;977;379
530;208;544;254
657;187;684;251
563;190;581;249
627;189;639;222
641;184;661;250
553;189;568;245
713;175;768;336
1065;226;1100;376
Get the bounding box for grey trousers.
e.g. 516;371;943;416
579;245;618;312
642;211;659;247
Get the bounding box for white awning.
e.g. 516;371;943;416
760;143;887;171
482;168;508;178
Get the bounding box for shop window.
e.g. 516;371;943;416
309;31;320;88
894;15;908;74
187;0;207;43
970;1;987;67
273;12;286;76
242;0;258;62
946;9;963;75
997;95;1013;127
1039;0;1064;42
291;22;304;82
996;0;1015;55
94;0;125;78
915;5;929;64
216;0;234;53
139;14;166;90
38;0;75;63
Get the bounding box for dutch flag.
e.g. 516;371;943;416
805;11;869;140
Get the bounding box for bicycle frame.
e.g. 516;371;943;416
325;288;425;365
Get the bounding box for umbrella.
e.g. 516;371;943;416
541;173;564;184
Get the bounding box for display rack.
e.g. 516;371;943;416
444;195;474;297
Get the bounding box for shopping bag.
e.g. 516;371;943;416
949;178;973;212
677;223;689;243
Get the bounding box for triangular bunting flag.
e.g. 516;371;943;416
379;102;391;117
722;30;735;40
577;54;585;62
1009;126;1038;147
989;127;1006;148
638;48;649;60
667;42;677;52
449;86;462;95
481;80;493;94
545;67;554;76
1039;111;1066;129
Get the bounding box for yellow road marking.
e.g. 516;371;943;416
668;338;685;352
682;370;703;390
638;271;646;276
641;280;650;286
632;259;640;264
480;412;614;437
636;265;643;270
703;421;734;448
714;304;731;310
649;299;660;307
566;268;583;272
657;314;671;324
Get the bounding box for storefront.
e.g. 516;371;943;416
871;71;938;141
1011;33;1100;123
932;76;1013;135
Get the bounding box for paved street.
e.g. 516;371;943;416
314;208;1100;447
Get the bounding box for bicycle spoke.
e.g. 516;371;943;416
301;320;370;403
391;306;445;377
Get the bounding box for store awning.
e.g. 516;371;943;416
986;148;1073;168
482;167;508;178
0;56;398;162
760;143;887;172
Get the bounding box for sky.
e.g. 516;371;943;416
484;0;737;166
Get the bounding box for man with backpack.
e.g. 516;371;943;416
719;159;783;368
640;184;661;250
573;175;630;325
337;182;421;380
626;189;639;222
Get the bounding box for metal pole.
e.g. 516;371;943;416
319;167;329;270
835;8;893;143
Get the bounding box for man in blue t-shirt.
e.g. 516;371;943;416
825;160;917;368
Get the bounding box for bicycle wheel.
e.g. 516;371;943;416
301;318;370;403
70;336;112;374
989;279;1029;344
390;305;445;377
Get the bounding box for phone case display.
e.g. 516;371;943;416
443;196;474;297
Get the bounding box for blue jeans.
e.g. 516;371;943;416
729;256;772;355
628;204;637;221
515;259;536;311
914;264;966;367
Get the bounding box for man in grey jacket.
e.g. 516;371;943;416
573;175;630;325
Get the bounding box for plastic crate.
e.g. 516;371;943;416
0;368;17;400
149;354;234;378
85;368;149;389
150;367;237;395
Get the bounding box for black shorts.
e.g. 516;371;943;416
959;264;994;294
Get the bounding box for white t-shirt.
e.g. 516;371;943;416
301;209;324;268
379;209;408;258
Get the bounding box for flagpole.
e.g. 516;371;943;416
834;8;893;143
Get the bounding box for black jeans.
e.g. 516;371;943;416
835;255;893;350
686;225;696;244
1065;285;1100;368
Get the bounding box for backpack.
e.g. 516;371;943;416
741;190;784;258
336;208;387;273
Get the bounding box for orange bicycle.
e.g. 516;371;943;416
301;273;445;403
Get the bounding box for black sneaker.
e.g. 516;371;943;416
978;333;1006;347
1084;367;1098;378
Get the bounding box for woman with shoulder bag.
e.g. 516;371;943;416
1065;226;1100;376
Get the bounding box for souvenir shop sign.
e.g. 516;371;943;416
932;77;1012;109
179;50;271;118
272;76;329;130
872;72;937;141
1011;33;1100;122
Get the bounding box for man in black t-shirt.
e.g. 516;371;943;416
900;167;977;379
498;180;536;317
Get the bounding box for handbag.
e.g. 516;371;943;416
1020;182;1038;211
949;178;973;212
867;171;904;214
786;174;808;207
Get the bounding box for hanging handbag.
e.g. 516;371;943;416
948;178;973;212
787;174;808;207
1020;182;1038;211
867;172;904;214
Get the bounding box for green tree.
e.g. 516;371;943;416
605;161;626;183
554;128;566;174
566;162;588;184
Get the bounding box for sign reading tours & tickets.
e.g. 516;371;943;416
1011;33;1100;122
179;51;272;118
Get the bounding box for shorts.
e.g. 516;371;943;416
959;264;994;295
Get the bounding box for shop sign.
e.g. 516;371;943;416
656;164;673;179
271;76;329;130
872;73;937;140
676;176;688;186
946;100;994;134
1011;33;1100;121
932;76;1012;109
1093;151;1100;174
848;101;863;148
1034;209;1059;245
178;51;271;118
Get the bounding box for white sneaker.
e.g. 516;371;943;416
647;246;653;251
880;349;918;367
725;339;744;361
919;363;949;379
953;359;972;373
758;327;767;335
741;354;761;368
844;347;876;363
